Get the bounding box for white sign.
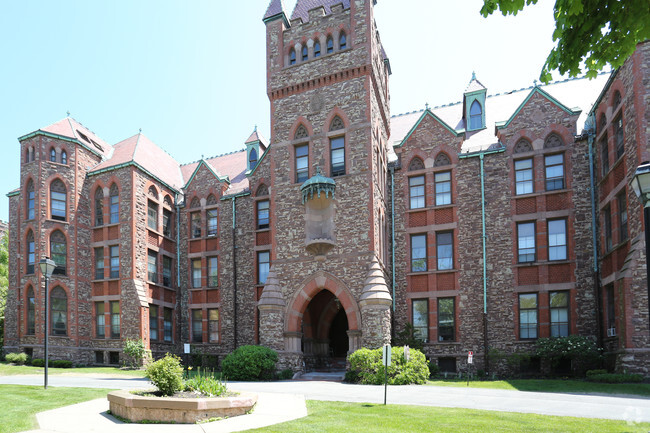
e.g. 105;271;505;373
184;343;191;354
404;345;410;361
468;351;473;364
382;344;392;366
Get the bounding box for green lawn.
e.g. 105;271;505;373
0;385;114;433
427;378;650;397
0;362;146;377
247;400;650;433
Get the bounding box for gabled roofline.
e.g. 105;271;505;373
7;189;19;197
247;142;271;176
88;161;181;194
184;159;231;189
588;69;619;117
496;86;581;130
18;130;104;159
394;109;461;148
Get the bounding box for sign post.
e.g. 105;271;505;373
467;351;473;386
382;344;391;405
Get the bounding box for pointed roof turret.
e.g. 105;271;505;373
465;72;487;93
258;267;285;310
359;258;392;308
263;0;289;26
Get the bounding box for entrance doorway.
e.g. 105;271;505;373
301;289;348;370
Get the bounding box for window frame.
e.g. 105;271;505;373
257;200;270;230
162;208;172;237
208;309;219;343
301;45;308;61
207;208;218;237
614;114;624;160
50;231;67;275
192;309;203;343
51;286;68;336
110;301;120;339
27;181;35;220
544;153;565;191
147;200;158;231
434;171;452;206
409;175;425;209
95;247;104;280
147;250;158;283
208;256;218;287
412;299;428;342
618;192;628;243
469;100;482;130
50;180;67;221
326;36;333;54
438;297;455;342
514;158;534;195
109;186;119;224
289;48;296;65
295;144;309;183
162;255;172;287
314;41;321;57
436;231;453;270
109;245;119;279
191;211;202;238
257;251;270;285
192;259;202;288
517;221;536;263
339;31;347;50
600;134;609;177
549;291;569;337
96;302;105;338
604;205;612;252
95;189;104;226
27;287;35;335
149;304;158;341
548;219;567;261
163;307;173;342
410;234;427;272
26;231;35;274
330;136;345;177
519;293;538;340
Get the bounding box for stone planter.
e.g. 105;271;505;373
107;389;257;424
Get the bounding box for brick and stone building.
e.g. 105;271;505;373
4;0;649;376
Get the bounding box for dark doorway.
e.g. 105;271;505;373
329;308;349;356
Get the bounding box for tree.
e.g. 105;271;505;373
0;233;8;349
481;0;650;82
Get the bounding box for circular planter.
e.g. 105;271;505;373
107;389;257;424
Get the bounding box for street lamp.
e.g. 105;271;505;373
631;161;650;332
39;257;56;389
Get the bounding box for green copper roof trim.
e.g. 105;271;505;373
221;190;251;200
300;167;336;204
496;86;580;130
395;109;460;148
17;130;104;159
263;12;290;28
88;161;180;194
7;190;20;197
184;159;230;190
246;142;271;177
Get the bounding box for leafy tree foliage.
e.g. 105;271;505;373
481;0;650;82
0;234;8;349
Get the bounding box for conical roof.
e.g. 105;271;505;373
258;266;285;310
359;258;392;307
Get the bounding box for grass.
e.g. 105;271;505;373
0;385;114;433
0;362;146;377
427;378;650;397
247;400;650;432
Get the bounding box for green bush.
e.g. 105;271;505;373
51;360;72;368
586;373;644;383
123;338;148;368
221;345;278;381
278;369;294;380
586;369;608;377
145;353;184;396
535;336;601;375
184;368;227;397
428;361;440;378
5;352;28;365
347;346;429;385
391;323;424;351
31;358;47;367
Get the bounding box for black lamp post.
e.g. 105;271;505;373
631;161;650;333
39;257;56;389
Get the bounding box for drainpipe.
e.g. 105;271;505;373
232;195;238;349
458;147;505;374
175;192;183;344
390;165;396;313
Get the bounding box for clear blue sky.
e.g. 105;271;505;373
0;0;564;222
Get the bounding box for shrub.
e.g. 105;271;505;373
145;353;184;396
31;358;47;367
347;346;429;385
123;338;148;368
428;361;440;378
221;345;278;381
586;373;644;383
278;369;294;380
5;352;28;365
535;336;601;375
51;360;72;368
586;369;608;377
184;368;227;397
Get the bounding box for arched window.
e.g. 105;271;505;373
256;184;269;197
94;188;104;226
301;45;308;61
544;133;564;149
25;148;30;163
330;116;344;132
50;230;67;275
148;185;159;200
613;90;621;108
206;194;217;206
61;150;67;164
329;116;345;177
249;148;258;168
163;195;174;237
50;286;67;336
109;184;119;224
190;197;201;208
326;36;334;54
339;31;347;50
50;148;56;162
50;179;67;221
514;139;532;154
27;286;35;335
469;100;482;130
26;230;35;274
26;180;35;220
408;157;424;171
434;153;451;167
599;113;607;134
314;41;321;57
295;124;308;139
289;48;296;65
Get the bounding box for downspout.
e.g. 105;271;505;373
175;192;183;344
390;165;396;313
232;196;238;349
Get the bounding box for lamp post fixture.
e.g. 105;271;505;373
631;161;650;332
39;257;56;389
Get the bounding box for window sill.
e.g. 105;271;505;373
407;269;457;276
602;240;629;259
407;204;455;213
256;228;270;233
518;339;537;343
425;341;460;345
284;47;352;69
46;218;69;225
94;222;120;229
514;260;572;267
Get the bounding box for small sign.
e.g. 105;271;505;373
404;345;410;362
382;344;392;366
468;351;473;364
184;343;190;354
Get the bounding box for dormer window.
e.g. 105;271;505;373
339;32;347;50
249;148;258;169
301;45;308;61
469;100;482;130
289;48;296;65
314;41;321;57
326;37;334;54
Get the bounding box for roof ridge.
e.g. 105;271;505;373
180;148;246;167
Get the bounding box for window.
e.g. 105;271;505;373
314;41;321;57
326;36;333;53
257;200;269;229
208;257;218;287
517;222;535;263
147;201;158;230
412;299;428;341
50;179;67;221
208;309;219;342
618;192;628;242
339;31;347;50
249;148;258;168
289;48;296;65
26;231;35;274
604;206;612;252
469;100;482;130
147;250;158;283
192;259;202;288
548;219;567;261
438;298;455;341
410;234;427;272
330;136;345;177
96;302;105;338
600;135;609;176
519;293;538;339
95;247;104;280
545;154;565;191
192;309;203;343
435;172;451;205
109;184;119;224
94;188;104;226
110;301;120;338
163;256;172;286
207;209;218;237
409;176;425;209
110;245;119;278
614;114;624;160
296;144;309;183
191;212;201;238
549;291;569;337
27;180;34;220
51;286;67;336
163;208;172;237
258;251;270;284
61;150;67;164
149;305;158;341
50;231;66;275
164;307;173;342
515;158;533;195
50;148;56;162
605;285;615;330
301;45;308;61
27;287;35;335
436;232;453;270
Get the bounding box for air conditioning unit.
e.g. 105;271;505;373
607;327;617;337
